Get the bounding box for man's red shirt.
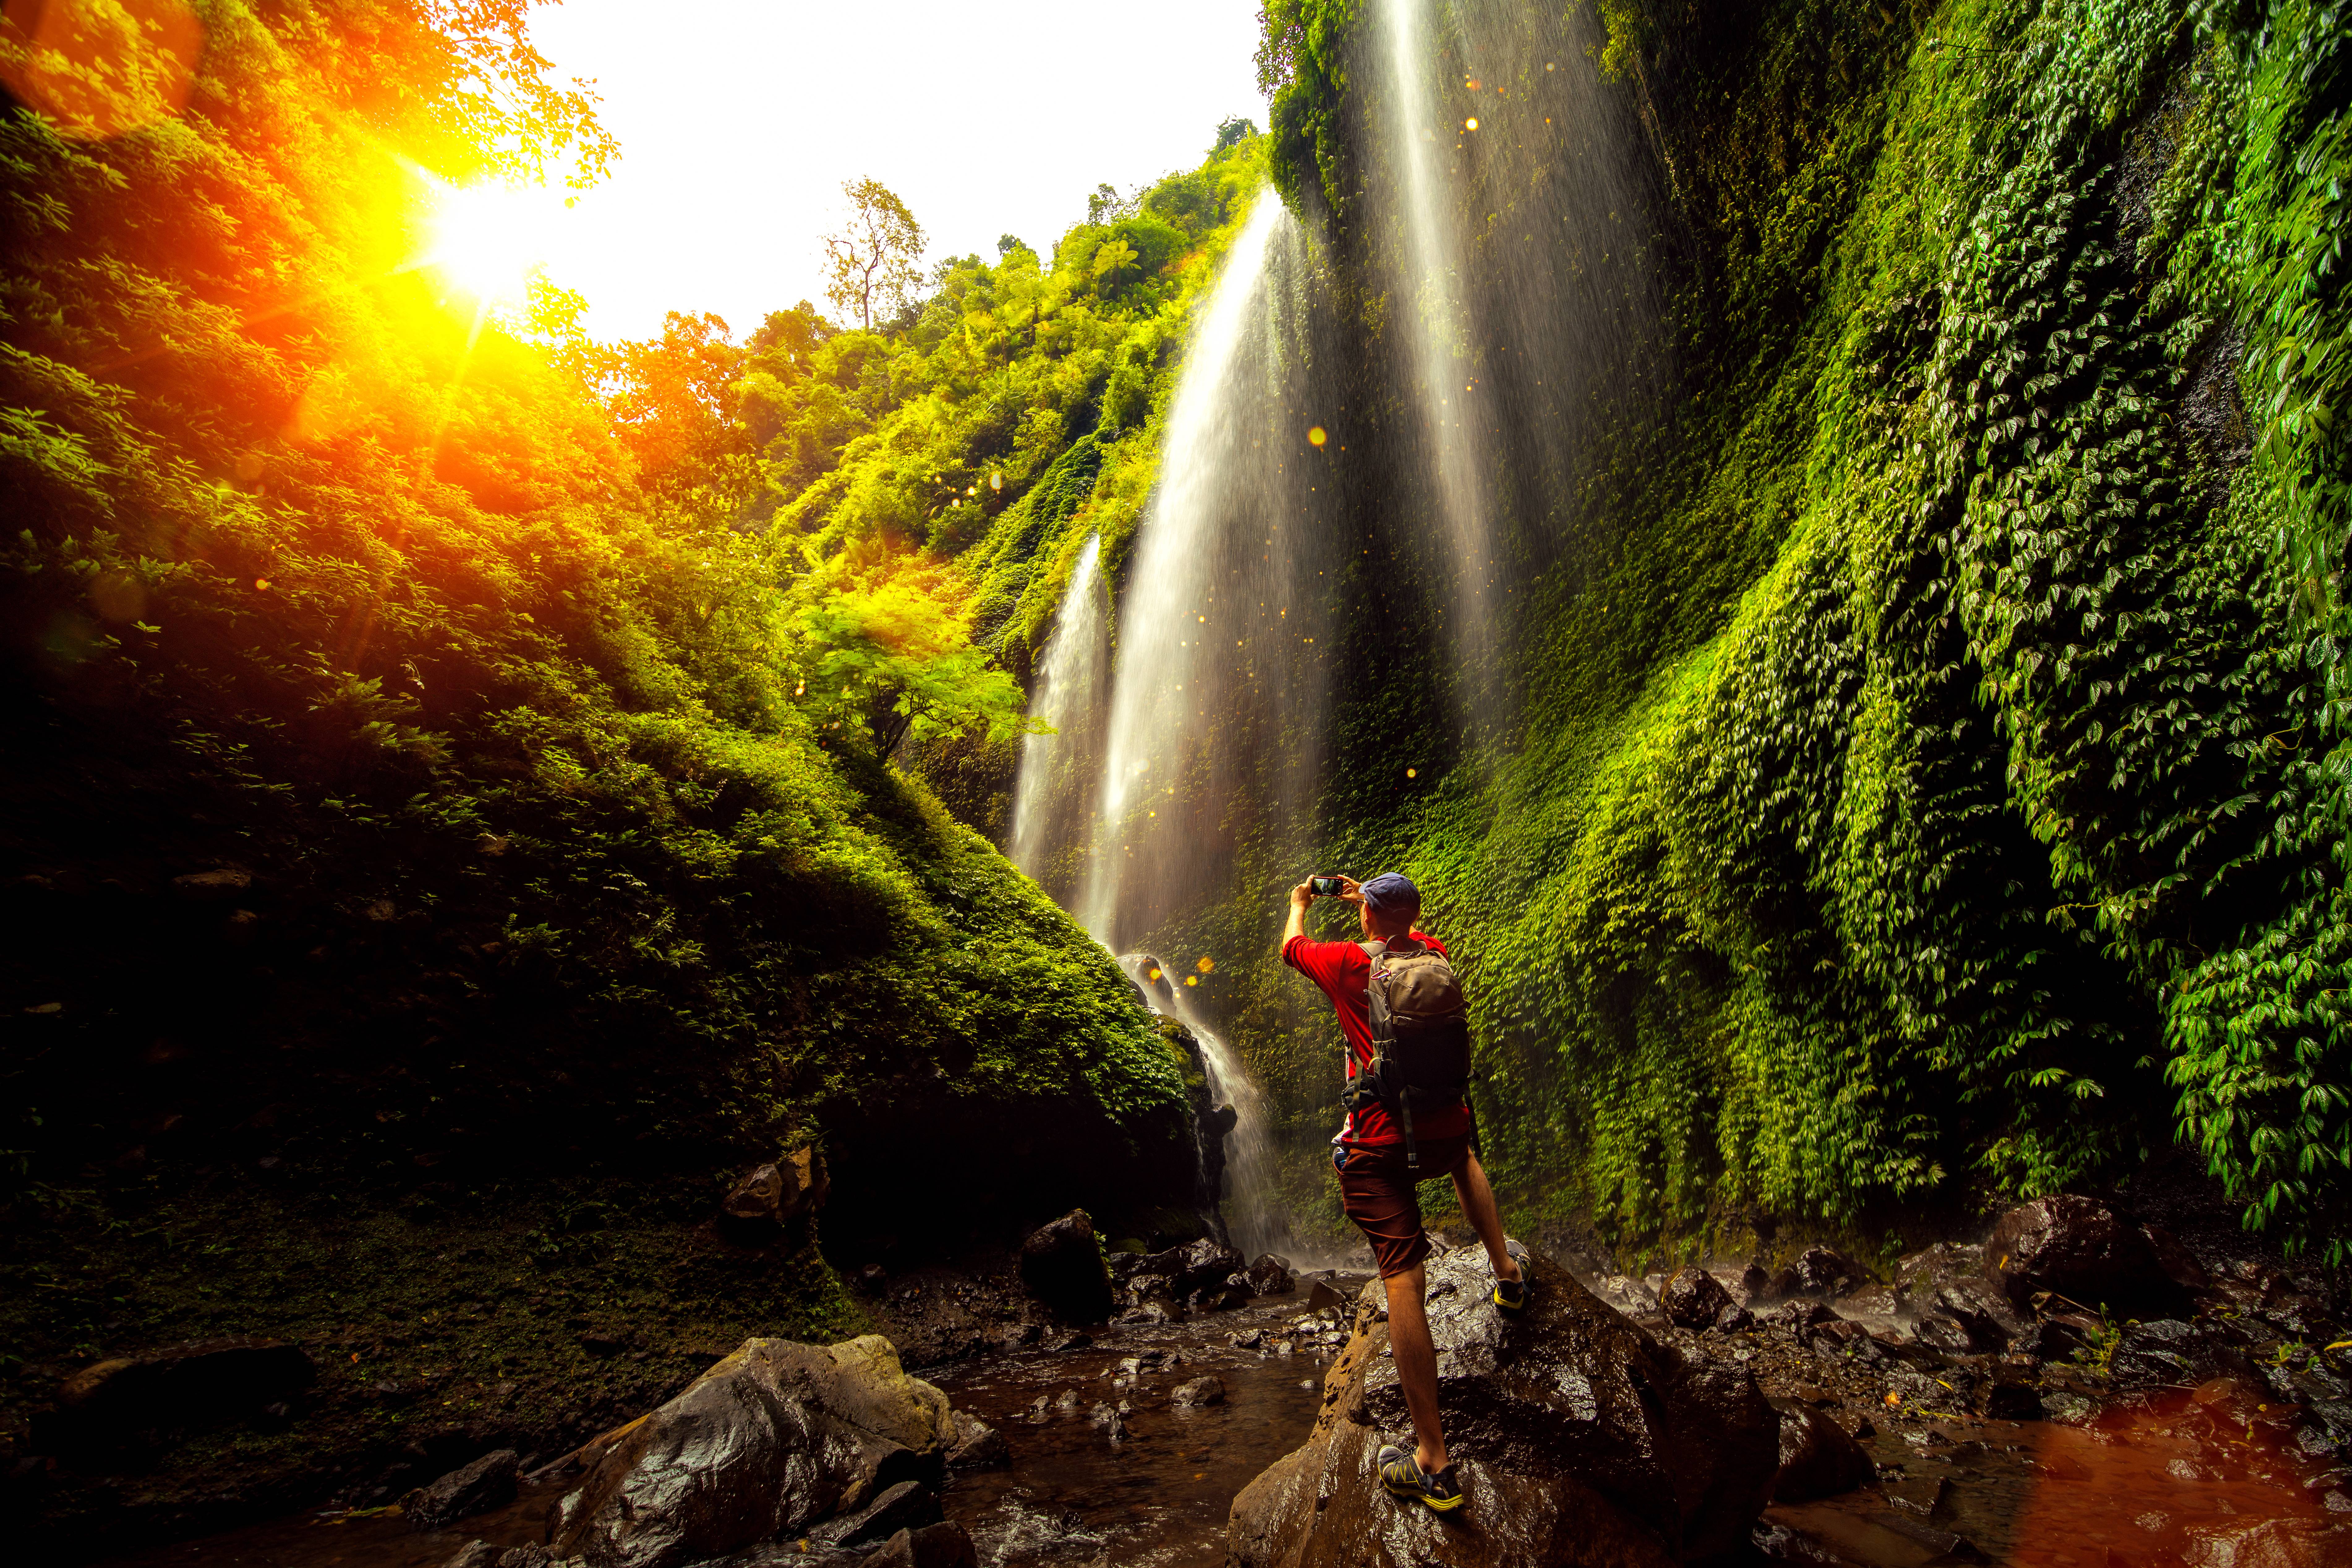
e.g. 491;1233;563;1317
1282;930;1473;1149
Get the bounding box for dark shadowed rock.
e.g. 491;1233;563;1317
1738;1265;1771;1303
1769;1406;1875;1503
860;1522;979;1568
545;1335;953;1568
1018;1210;1113;1321
1172;1374;1226;1408
2142;1224;2213;1291
402;1447;517;1530
807;1478;940;1548
1790;1247;1869;1297
1984;1381;2044;1420
1227;1245;1780;1566
1246;1254;1296;1296
40;1336;314;1451
2108;1318;2254;1390
1306;1277;1349;1313
945;1410;1005;1468
1661;1267;1734;1330
1984;1195;2185;1317
1714;1304;1755;1333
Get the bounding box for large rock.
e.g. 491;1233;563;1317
1789;1247;1869;1297
1767;1407;1874;1503
1246;1254;1297;1296
1227;1246;1781;1567
1984;1195;2185;1318
545;1335;953;1568
1018;1210;1114;1321
1659;1268;1734;1330
402;1447;518;1530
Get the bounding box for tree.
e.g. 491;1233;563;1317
821;177;924;331
795;577;1042;758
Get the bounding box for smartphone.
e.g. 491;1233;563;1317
1309;875;1345;897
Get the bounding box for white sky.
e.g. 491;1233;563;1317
524;0;1270;343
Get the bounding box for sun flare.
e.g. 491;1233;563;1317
421;180;550;305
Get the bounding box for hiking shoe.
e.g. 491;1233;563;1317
1493;1269;1533;1316
1378;1444;1466;1511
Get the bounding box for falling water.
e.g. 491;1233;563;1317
1075;192;1334;950
1374;0;1500;687
1007;533;1108;899
1120;955;1298;1261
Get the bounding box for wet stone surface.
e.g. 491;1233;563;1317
923;1282;1361;1567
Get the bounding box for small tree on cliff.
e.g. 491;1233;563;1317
795;576;1040;758
821;178;924;331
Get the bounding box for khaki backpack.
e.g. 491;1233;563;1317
1339;938;1472;1169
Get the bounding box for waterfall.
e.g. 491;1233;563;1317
1014;187;1338;1261
1007;533;1108;898
1075;192;1332;950
1374;0;1500;686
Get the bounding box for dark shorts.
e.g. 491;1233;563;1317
1333;1132;1474;1279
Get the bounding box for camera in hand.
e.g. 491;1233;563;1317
1309;875;1345;897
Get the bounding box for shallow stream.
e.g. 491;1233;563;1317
90;1281;2345;1568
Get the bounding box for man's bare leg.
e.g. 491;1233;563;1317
1383;1262;1451;1474
1451;1153;1523;1287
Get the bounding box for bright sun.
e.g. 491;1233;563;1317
422;180;549;305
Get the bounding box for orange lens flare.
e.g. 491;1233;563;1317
0;0;201;140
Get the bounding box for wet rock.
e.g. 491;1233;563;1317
1769;1405;1875;1503
1983;1381;2044;1420
1713;1304;1755;1333
1229;1328;1265;1350
860;1522;980;1568
440;1544;499;1568
1737;1265;1771;1303
402;1447;518;1531
1984;1195;2185;1318
2109;1318;2252;1391
545;1334;953;1568
945;1411;1005;1469
1018;1210;1114;1322
1590;1273;1660;1315
719;1148;828;1233
1227;1245;1779;1566
855;1264;888;1295
1204;1273;1254;1311
1246;1254;1296;1296
1167;1237;1247;1294
495;1550;552;1568
1776;1300;1839;1331
1661;1267;1735;1330
807;1478;940;1548
38;1335;314;1451
2141;1224;2212;1291
1790;1247;1870;1297
1305;1277;1349;1314
1171;1375;1226;1408
1914;1289;2008;1354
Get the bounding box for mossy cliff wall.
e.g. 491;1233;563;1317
1174;0;2352;1261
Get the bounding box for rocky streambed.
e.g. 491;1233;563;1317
83;1192;2352;1568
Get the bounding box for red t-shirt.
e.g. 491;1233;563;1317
1283;931;1474;1149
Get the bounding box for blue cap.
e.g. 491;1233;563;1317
1359;872;1420;914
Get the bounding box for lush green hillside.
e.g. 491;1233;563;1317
1225;0;2352;1261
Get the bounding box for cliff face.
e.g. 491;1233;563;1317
1167;0;2352;1261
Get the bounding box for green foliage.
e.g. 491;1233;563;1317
0;0;1203;1255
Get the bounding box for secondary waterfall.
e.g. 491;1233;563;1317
1374;0;1500;685
1007;533;1108;899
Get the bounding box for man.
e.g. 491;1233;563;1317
1281;870;1528;1513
